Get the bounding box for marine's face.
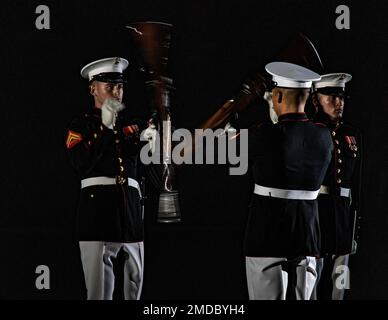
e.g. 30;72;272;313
317;93;345;121
90;81;124;108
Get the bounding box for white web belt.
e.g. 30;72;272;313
254;184;320;200
81;176;141;196
319;185;351;198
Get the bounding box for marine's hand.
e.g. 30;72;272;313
142;122;158;154
101;98;125;129
350;240;357;255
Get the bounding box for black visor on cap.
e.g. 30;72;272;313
90;72;126;84
316;86;345;97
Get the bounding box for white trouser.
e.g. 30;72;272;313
331;254;350;300
310;257;324;300
79;241;144;300
310;254;350;300
246;256;317;300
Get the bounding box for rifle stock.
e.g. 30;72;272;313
127;21;181;223
200;33;324;131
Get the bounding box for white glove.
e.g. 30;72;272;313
216;121;237;138
350;240;358;255
101;98;125;129
224;122;237;133
142;123;158;154
264;91;278;124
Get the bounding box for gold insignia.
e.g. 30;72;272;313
66;130;83;149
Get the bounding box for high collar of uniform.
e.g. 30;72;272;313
314;110;340;130
278;112;308;122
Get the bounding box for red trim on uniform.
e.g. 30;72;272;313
279;112;306;116
123;124;139;136
280;119;310;122
124;126;134;135
314;122;327;127
66;130;83;149
278;112;309;123
345;136;351;145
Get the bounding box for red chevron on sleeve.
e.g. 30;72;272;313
66;130;83;149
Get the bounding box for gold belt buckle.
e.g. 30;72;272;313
116;176;127;185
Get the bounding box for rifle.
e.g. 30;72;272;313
127;21;181;223
200;33;324;131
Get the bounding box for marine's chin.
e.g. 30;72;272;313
332;113;342;122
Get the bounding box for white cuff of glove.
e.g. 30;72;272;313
142;125;158;154
264;91;278;124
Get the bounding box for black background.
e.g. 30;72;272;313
0;0;387;300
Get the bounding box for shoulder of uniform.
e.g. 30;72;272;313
311;122;332;135
70;113;88;124
83;112;102;123
340;122;361;135
83;111;100;120
310;122;333;141
67;112;96;132
313;122;328;128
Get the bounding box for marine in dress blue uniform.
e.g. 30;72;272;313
245;62;333;300
311;73;362;300
66;57;145;300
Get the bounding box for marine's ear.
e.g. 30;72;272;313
277;91;283;104
89;82;96;96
